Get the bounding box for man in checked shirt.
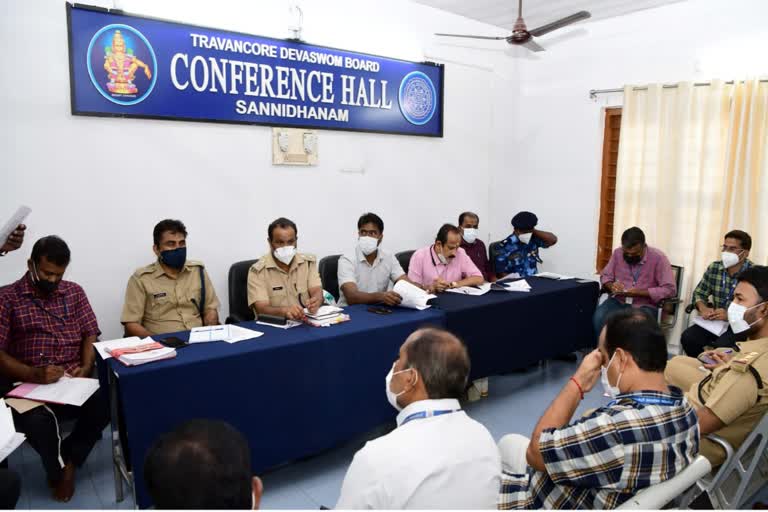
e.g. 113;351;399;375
497;309;699;509
0;236;108;502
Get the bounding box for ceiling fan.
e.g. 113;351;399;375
434;0;591;52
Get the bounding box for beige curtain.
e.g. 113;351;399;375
613;79;768;344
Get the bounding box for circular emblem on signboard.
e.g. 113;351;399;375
398;71;437;126
86;24;157;106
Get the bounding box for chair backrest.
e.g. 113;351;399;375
227;259;259;323
671;264;684;298
617;455;712;509
319;255;342;301
659;265;685;329
395;250;415;275
488;241;503;269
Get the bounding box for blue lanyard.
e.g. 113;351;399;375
722;271;737;303
401;409;458;426
630;264;643;286
609;395;680;407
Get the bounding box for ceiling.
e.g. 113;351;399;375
413;0;685;32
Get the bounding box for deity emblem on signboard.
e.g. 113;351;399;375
103;30;152;95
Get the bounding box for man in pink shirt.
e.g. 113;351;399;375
408;224;484;293
593;227;676;337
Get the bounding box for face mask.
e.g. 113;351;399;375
159;247;187;270
385;363;414;412
437;251;448;265
600;352;622;398
623;253;642;265
462;228;478;244
273;245;296;265
358;236;379;256
721;251;741;269
518;232;532;245
728;301;767;334
30;262;59;295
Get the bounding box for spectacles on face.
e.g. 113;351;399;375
721;244;743;254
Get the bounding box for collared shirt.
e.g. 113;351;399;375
692;259;754;310
407;245;482;287
599;246;676;307
461;238;494;281
247;251;322;310
498;388;699;510
336;398;500;509
0;274;101;373
677;337;768;466
336;247;405;307
121;260;220;335
495;234;548;277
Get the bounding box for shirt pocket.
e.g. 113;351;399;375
146;289;174;319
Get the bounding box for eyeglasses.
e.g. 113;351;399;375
721;245;744;254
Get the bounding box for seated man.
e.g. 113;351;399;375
458;211;495;283
145;419;263;509
336;327;500;509
681;230;754;356
495;211;557;279
498;309;698;509
337;212;407;307
593;226;676;337
0;236;108;502
408;224;483;293
666;266;768;468
122;219;220;336
248;217;322;320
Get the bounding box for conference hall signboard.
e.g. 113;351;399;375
67;4;445;137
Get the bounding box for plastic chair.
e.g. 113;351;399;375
616;455;712;509
680;411;768;509
318;255;342;301
395;250;415;275
225;259;259;324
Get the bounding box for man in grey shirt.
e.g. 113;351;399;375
337;213;408;307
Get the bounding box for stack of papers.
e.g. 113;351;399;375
393;280;436;310
501;279;532;292
445;283;492;296
693;317;729;336
94;336;150;359
107;342;177;366
303;305;350;327
535;272;575;280
7;377;100;406
189;325;264;344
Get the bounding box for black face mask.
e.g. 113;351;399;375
623;253;642;265
31;263;59;295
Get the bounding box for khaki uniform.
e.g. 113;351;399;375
665;337;768;466
121;260;220;335
247;251;322;312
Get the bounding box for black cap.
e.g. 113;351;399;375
512;211;538;230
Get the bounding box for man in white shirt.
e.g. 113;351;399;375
336;327;500;509
337;213;407;307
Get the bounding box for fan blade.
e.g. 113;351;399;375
529;11;591;37
434;33;508;40
522;39;545;52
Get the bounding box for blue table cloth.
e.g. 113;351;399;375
102;304;445;508
433;277;600;378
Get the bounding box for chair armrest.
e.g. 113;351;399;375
703;433;736;488
659;298;683;306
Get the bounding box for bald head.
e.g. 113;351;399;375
403;328;470;400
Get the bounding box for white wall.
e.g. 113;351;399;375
490;0;768;278
0;0;517;338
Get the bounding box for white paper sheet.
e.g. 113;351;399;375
0;206;31;248
693;317;729;336
536;272;575;280
393;280;436;310
189;325;230;343
9;377;99;407
93;336;152;359
445;283;492;296
503;279;532;292
222;325;264;343
255;320;302;329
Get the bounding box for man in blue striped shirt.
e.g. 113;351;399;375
498;309;699;509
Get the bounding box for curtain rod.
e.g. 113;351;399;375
589;79;768;100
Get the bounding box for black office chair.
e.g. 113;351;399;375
225;259;259;324
488;241;503;274
319;255;342;302
658;264;684;331
395;250;415;275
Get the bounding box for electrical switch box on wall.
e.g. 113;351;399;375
272;128;318;166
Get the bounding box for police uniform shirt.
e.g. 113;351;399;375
665;337;768;465
247;251;322;311
121;260;220;335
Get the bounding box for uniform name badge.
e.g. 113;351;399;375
625;296;633;305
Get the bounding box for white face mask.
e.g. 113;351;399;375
600;352;622;398
273;245;296;265
385;363;415;411
518;232;533;244
721;251;741;269
358;236;379;256
462;228;478;244
728;301;767;334
435;245;448;264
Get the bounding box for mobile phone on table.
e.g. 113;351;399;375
160;336;187;349
368;306;392;315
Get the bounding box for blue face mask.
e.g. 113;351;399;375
160;247;187;269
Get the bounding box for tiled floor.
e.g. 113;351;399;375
9;358;766;509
